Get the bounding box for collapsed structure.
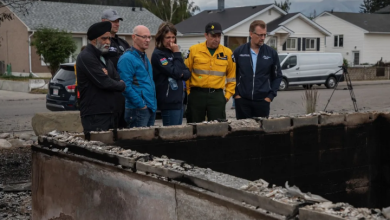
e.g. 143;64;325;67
32;112;390;219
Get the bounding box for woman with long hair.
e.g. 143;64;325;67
151;22;191;126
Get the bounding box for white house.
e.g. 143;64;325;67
314;12;390;65
175;1;331;54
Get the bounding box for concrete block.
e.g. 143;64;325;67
117;128;155;141
299;207;345;220
90;131;114;145
183;174;299;217
319;114;345;126
262;118;291;133
0;80;29;93
195;122;229;137
156;125;194;140
292;116;318;128
229;119;262;132
136;161;184;179
32;112;83;136
345;113;370;126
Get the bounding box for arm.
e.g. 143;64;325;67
233;49;240;98
118;56;146;109
184;48;193;95
224;51;237;100
152;51;190;80
78;55;125;92
268;51;283;101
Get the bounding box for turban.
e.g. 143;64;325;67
87;21;112;40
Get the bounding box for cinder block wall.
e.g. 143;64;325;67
108;113;390;208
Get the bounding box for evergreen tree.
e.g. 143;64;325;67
138;0;200;24
274;0;291;13
360;0;390;13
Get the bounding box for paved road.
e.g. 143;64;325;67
1;80;389;132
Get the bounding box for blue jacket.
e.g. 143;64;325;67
233;43;282;101
118;47;157;112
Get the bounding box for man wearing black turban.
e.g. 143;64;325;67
76;21;126;140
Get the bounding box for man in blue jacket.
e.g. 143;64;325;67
118;25;157;127
233;20;282;119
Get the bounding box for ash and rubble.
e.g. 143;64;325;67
0;187;32;220
304;202;390;220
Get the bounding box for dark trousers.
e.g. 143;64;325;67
187;89;226;123
81;113;117;132
235;98;270;119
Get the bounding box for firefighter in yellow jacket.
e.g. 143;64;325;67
184;22;236;123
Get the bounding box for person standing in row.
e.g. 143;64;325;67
101;8;131;128
76;21;126;138
118;25;157;128
233;20;282;119
184;22;236;123
151;22;191;126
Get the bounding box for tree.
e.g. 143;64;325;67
138;0;200;24
274;0;291;13
31;27;76;76
360;0;390;13
0;0;36;25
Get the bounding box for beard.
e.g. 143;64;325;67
95;41;110;54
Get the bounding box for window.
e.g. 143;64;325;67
286;38;297;50
334;35;343;47
282;56;297;70
268;37;277;49
305;38;316;50
353;52;359;65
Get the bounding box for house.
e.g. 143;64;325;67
314;12;390;65
175;0;331;55
0;1;165;76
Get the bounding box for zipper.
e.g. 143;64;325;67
249;52;255;100
166;84;169;97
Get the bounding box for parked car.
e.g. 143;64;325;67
46;63;78;111
278;53;344;91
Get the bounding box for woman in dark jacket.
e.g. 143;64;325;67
151;22;191;126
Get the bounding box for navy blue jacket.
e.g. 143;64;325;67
151;48;191;110
233;43;282;101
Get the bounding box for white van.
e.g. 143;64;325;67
277;53;344;91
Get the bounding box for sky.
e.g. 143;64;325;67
192;0;364;12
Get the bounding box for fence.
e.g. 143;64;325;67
348;67;390;81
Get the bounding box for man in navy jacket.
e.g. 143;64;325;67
233;20;282;119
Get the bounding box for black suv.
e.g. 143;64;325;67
46;63;78;111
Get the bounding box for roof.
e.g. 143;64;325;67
375;5;390;14
7;1;165;35
267;13;298;32
321;12;390;33
175;4;277;34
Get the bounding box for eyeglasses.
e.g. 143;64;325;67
135;34;152;40
252;32;267;38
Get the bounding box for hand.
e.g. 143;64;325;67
265;97;271;102
234;95;241;99
120;80;126;91
141;105;147;109
170;42;180;53
102;68;108;75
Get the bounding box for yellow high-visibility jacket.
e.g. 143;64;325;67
184;41;236;100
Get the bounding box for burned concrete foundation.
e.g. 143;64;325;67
31;112;390;219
